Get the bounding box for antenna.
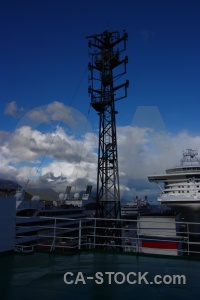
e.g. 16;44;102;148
87;29;129;248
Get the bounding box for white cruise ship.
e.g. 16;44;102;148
148;149;200;215
121;196;151;218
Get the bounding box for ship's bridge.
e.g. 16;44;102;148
166;166;200;174
148;149;200;182
148;172;200;183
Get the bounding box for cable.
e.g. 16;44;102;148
25;65;88;190
73;108;91;192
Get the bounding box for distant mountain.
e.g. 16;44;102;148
0;179;59;201
0;179;21;190
0;179;21;196
26;187;59;201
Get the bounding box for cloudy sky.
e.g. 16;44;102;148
1;0;200;200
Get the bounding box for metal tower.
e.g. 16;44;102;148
86;30;128;237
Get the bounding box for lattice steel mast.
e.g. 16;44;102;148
86;30;128;222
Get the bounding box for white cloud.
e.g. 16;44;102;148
16;101;91;139
28;110;49;123
4;101;24;117
46;101;75;126
1;125;200;190
117;126;179;179
0;122;97;189
117;127;200;200
1;102;200;199
26;101;74;125
6;125;96;163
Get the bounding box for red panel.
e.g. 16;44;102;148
141;241;178;249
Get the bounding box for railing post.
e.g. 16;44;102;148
78;220;82;250
187;222;189;256
54;218;56;245
94;218;96;249
137;217;140;253
50;218;56;252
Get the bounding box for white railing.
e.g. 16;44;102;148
15;216;200;257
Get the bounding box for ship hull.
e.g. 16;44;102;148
158;196;200;213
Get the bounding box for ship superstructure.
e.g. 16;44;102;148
148;149;200;213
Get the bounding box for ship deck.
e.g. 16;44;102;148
1;251;200;300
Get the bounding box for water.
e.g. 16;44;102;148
0;251;200;300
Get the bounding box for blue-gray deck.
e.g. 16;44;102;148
0;251;200;300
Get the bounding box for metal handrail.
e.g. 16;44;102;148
15;216;200;257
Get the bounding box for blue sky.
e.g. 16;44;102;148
0;0;200;199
